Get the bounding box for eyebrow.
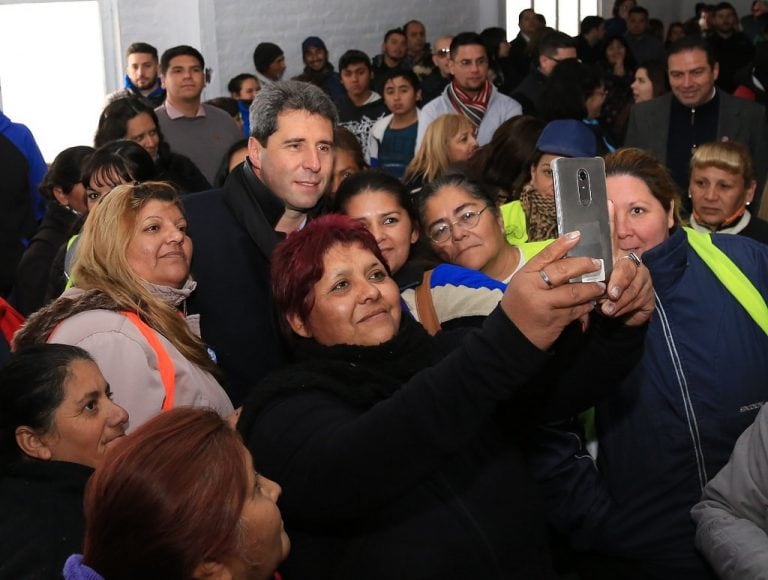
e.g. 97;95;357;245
427;202;477;230
74;390;102;406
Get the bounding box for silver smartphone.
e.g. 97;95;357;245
552;157;613;283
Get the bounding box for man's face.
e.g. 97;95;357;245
304;46;328;72
432;37;453;77
340;63;372;98
539;47;578;76
383;33;407;62
449;44;489;93
519;9;539;36
161;55;205;103
265;55;287;81
627;12;648;36
248;110;334;210
713;8;736;34
406;22;426;54
754;1;768;17
127;52;159;90
668;49;718;107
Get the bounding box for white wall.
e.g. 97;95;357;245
114;0;499;98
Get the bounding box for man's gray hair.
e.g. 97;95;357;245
249;80;338;144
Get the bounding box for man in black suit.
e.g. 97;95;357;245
184;81;336;405
625;36;767;211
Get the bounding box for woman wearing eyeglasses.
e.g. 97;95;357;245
416;172;550;283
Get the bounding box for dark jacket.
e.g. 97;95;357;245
183;163;288;406
238;308;645;580
0;460;92;578
156;143;211;194
512;67;547;116
10;201;79;316
531;228;768;579
0;132;37;297
624;90;768;204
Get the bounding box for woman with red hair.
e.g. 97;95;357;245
64;407;289;579
236;213;653;579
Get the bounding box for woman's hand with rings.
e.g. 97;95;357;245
501;231;607;351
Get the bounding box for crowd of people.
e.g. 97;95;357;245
2;1;768;578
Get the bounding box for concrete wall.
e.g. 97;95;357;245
112;0;500;98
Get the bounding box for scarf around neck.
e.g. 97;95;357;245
520;183;557;241
237;315;438;433
446;79;492;128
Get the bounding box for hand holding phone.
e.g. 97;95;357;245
552;157;613;282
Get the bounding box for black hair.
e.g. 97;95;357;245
160;45;204;74
214;138;249;187
628;6;649;17
480;27;508;60
384;28;407;43
126;42;158;60
0;345;93;466
39;146;95;200
415;171;500;227
227;73;258;95
667;36;716;67
334;169;417;223
450;32;488;59
339;49;372;72
81;140;157;189
540;59;603;121
537;30;577;58
95;97;163;149
581;15;605;35
204;97;240;118
381;68;421;91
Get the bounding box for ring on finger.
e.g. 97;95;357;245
619;252;642;268
539;269;554;289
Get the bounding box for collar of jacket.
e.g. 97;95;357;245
641;226;688;292
223;160;287;258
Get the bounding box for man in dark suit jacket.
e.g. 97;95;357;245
625;36;767;211
509;8;540;79
184;81;336;406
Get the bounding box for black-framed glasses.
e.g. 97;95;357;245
428;206;491;243
435;47;451;57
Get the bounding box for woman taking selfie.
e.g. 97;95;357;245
534;148;768;579
237;213;653;579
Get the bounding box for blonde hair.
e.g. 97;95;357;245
690;141;754;185
72;181;218;376
404;114;475;183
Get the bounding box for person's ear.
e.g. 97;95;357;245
51;186;69;207
746;180;757;205
192;560;232;579
15;426;53;461
712;62;720;81
667;200;676;229
247;136;263;172
160;73;167;90
410;227;420;244
287;313;312;338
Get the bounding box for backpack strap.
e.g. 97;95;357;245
414;269;442;336
684;227;768;335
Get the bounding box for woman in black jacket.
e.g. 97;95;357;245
0;344;128;578
11;146;93;315
238;214;653;579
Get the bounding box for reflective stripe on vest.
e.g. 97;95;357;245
684;227;768;335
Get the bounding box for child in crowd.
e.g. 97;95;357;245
334;50;388;160
367;70;421;179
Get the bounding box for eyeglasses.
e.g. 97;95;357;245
435;48;451;57
428;206;491;243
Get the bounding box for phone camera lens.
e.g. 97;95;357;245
578;169;588;181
